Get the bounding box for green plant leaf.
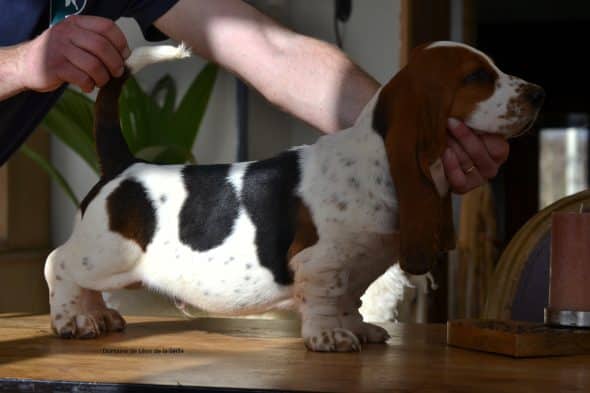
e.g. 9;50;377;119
151;74;177;115
35;63;216;208
134;145;195;165
173;63;218;148
20;144;80;206
147;75;176;146
120;76;167;152
120;76;151;153
52;89;94;140
41;89;99;173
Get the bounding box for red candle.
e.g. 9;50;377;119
549;211;590;312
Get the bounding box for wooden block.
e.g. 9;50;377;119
447;319;590;357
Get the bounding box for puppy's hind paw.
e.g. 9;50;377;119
304;327;361;352
52;309;126;339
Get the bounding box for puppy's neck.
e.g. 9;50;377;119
315;87;388;161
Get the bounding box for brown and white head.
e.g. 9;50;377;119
372;41;544;274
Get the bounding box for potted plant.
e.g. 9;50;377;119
22;64;218;206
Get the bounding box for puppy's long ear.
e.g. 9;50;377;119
373;64;456;274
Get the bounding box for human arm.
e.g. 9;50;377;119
0;15;130;101
153;0;376;133
154;0;508;193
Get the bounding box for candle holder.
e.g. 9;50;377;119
544;206;590;328
447;204;590;357
545;309;590;328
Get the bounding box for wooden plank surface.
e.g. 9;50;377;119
447;319;590;357
1;314;589;392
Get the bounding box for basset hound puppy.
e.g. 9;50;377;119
44;41;543;352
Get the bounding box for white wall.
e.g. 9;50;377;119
50;1;402;245
248;0;401;157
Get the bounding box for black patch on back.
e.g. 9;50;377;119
107;179;156;251
241;150;301;285
179;165;240;251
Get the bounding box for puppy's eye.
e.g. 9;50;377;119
464;68;494;84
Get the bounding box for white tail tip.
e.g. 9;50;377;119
126;43;191;74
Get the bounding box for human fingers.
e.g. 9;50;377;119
62;42;111;87
442;147;484;194
68;15;130;58
69;24;125;78
55;62;95;92
481;133;510;165
447;118;498;179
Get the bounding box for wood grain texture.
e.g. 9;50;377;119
447;319;590;357
1;314;589;392
0;251;50;314
0;129;50;251
0;166;6;245
399;0;410;67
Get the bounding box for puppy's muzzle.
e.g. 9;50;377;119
524;84;545;109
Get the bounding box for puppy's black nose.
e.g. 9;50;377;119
525;85;545;108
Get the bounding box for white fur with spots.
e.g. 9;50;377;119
44;92;401;350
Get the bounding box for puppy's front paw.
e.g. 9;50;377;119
304;327;361;352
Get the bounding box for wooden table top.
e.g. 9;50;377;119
1;314;589;392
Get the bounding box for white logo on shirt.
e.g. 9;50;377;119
65;0;80;11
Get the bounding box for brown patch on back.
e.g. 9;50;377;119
287;201;319;262
107;179;156;251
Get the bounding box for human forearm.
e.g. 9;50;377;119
253;32;380;132
155;0;509;196
155;0;379;133
0;45;26;101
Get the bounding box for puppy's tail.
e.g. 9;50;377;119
93;44;191;178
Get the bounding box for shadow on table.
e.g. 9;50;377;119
0;316;301;366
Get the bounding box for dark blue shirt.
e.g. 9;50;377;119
0;0;179;165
